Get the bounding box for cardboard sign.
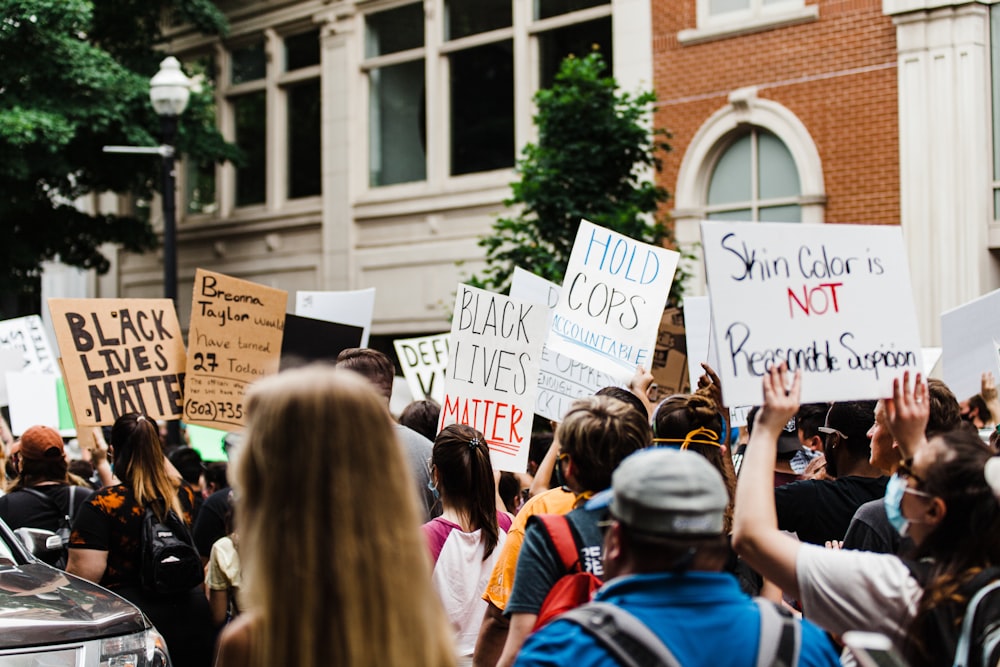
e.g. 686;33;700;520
185;270;286;431
48;298;187;425
438;284;547;472
650;307;690;401
510;268;619;421
547;220;679;382
394;333;450;405
295;288;376;348
941;289;1000;401
280;314;364;368
701;221;923;405
0;315;58;375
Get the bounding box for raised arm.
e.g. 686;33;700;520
884;371;929;463
731;364;804;599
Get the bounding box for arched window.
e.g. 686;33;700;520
706;128;802;222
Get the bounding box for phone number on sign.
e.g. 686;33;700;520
185;399;244;424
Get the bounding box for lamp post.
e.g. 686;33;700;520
148;56;191;305
149;56;190;448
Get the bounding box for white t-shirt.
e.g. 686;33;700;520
423;515;511;663
796;542;922;652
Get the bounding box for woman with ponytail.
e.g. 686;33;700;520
67;413;215;667
423;424;513;666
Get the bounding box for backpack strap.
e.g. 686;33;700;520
953;570;1000;667
559;601;682;667
533;514;582;573
754;598;801;667
66;486;77;522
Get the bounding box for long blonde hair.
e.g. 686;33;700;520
235;366;456;667
111;414;182;518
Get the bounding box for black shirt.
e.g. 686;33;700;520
774;475;888;545
0;484;93;534
192;486;231;557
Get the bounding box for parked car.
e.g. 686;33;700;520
0;519;170;666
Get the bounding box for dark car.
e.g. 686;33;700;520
0;519;170;665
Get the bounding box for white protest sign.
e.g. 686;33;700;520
548;220;679;382
0;350;25;406
511;267;560;310
296;288;376;348
701;221;923;406
394;333;450;405
439;284;547;472
510;268;618;421
941;289;1000;401
0;315;58;375
5;372;59;435
922;347;943;378
683;296;713;392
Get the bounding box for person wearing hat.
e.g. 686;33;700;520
0;425;93;566
772;400;886;546
513;447;838;667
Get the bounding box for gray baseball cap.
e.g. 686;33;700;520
586;447;728;537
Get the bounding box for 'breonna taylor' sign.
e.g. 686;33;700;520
700;221;923;406
438;284;547;473
547;220;679;382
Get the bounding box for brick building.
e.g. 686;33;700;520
655;0;1000;344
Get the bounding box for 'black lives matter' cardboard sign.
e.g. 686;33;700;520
48;299;186;426
185;269;287;431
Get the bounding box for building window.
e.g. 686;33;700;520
700;0;805;25
706;128;802;222
362;0;612;188
184;55;219;216
216;29;322;213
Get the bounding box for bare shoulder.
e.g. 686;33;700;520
214;613;256;667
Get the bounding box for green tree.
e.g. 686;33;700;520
471;51;690;304
0;0;237;314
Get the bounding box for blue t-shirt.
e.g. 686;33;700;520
514;571;840;667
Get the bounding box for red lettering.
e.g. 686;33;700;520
788;282;845;318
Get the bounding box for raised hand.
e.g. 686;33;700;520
757;363;801;435
885;371;929;460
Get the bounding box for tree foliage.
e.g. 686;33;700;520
0;0;236;313
471;51;690;304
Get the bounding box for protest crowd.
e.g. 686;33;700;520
3;222;1000;667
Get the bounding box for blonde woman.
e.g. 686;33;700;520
67;413;214;667
215;366;456;667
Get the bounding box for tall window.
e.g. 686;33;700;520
185;55;218;216
706;128;802;222
362;0;612;188
208;29;322;213
229;42;267;207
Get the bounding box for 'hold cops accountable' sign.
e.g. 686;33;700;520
48;299;186;425
438;284;547;473
547;220;680;382
185;269;287;431
700;221;923;405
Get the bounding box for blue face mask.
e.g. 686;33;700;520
883;472;909;536
426;478;439;501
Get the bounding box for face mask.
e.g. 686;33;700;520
883;472;909;536
426;479;439;501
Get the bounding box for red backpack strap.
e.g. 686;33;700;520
533;514;580;572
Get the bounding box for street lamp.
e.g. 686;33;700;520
148;56;191;305
149;56;190;449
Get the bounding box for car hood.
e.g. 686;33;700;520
0;561;146;648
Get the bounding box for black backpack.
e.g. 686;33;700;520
140;500;204;596
905;561;1000;667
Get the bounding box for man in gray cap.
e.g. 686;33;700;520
513;447;839;667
